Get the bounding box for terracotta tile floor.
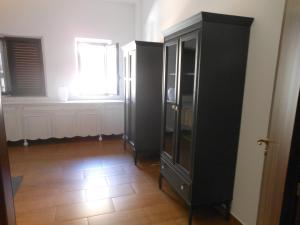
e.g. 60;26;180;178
8;138;240;225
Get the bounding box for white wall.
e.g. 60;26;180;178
0;0;135;99
141;1;286;225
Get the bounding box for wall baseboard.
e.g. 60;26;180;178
231;212;245;225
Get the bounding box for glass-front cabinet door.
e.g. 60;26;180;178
162;41;178;160
176;32;198;174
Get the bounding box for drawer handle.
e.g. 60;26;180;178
181;185;184;190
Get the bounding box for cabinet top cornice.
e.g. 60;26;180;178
163;11;254;37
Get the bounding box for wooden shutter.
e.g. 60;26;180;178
5;37;46;96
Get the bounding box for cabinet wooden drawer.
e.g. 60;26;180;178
161;160;191;203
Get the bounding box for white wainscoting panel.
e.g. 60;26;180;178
3;100;124;142
3;106;23;141
23;111;52;140
52;111;77;138
77;110;99;137
102;103;124;135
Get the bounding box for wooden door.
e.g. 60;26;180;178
0;94;16;225
279;93;300;224
256;0;300;224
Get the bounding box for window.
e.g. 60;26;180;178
0;39;9;93
71;38;119;98
0;37;46;96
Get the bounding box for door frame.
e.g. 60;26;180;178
0;94;16;225
256;0;300;224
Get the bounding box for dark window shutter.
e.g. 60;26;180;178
5;37;46;96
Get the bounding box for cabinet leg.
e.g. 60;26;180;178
123;140;126;150
23;139;29;147
123;136;126;151
99;135;103;141
224;201;232;221
159;174;163;190
188;207;193;225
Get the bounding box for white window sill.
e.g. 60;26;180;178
1;96;124;105
68;94;123;101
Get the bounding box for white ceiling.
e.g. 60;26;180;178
102;0;139;4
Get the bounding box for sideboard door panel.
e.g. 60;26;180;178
23;112;51;140
102;104;124;135
3;107;22;141
78;111;99;137
52;111;76;138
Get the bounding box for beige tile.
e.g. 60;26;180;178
82;177;108;189
143;203;187;224
151;218;188;225
16;207;56;225
51;177;108;192
54;218;88;225
55;199;115;221
15;195;55;214
8;139;240;225
15;187;59;202
106;174;150;186
101;155;133;167
54;190;86;206
112;192;167;211
83;166;125;178
88;209;150;225
62;159;102;172
131;181;159;194
85;184;134;201
22;170;83;186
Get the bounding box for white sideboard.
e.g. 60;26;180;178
2;100;124;145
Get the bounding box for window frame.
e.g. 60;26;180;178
0;38;11;94
74;38;120;99
1;36;46;96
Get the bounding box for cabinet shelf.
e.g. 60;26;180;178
169;72;194;76
181;134;192;142
167;100;176;104
184;72;194;76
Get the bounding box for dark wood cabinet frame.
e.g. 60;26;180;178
159;12;253;225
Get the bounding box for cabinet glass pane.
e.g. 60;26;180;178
163;44;177;158
177;38;196;172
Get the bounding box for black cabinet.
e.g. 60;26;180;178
159;12;253;224
123;41;163;164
